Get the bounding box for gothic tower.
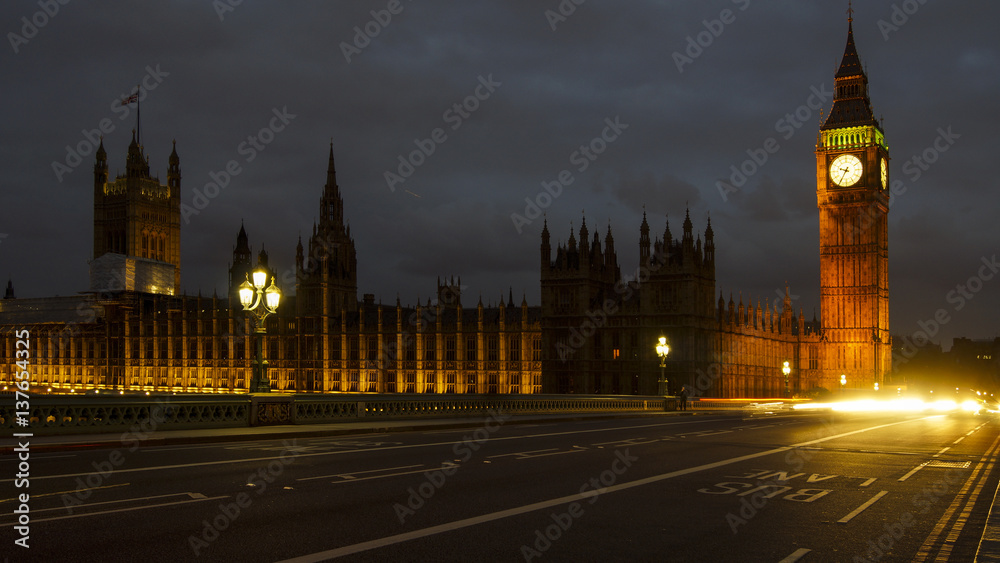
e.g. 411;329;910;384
816;13;891;389
229;221;253;306
296;144;359;317
92;133;182;294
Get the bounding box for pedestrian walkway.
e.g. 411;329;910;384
977;482;1000;561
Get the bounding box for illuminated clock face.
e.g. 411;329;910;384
830;154;863;187
880;158;888;189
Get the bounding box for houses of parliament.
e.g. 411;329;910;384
0;20;891;398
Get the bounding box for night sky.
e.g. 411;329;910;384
1;1;996;349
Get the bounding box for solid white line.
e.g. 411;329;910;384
591;438;662;446
327;466;442;484
838;491;889;524
0;494;227;527
275;418;928;562
341;464;424;476
777;547;812;563
308;463;458;484
487;448;559;459
899;464;926;482
0;482;130;504
677;429;733;437
514;449;587;459
6;491;201;516
297;464;423;482
1;419;712;483
0;453;76;461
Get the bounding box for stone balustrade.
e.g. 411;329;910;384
0;393;677;434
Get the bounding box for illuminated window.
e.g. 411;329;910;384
613;348;620;360
466;336;477;362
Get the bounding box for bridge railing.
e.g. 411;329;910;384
0;393;676;435
1;395;250;435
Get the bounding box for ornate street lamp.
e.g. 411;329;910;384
656;337;670;396
840;374;846;394
239;265;281;393
782;361;791;398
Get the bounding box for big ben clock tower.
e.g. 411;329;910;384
816;12;891;390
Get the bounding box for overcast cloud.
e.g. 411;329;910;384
1;0;997;349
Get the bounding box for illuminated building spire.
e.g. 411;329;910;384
822;10;877;130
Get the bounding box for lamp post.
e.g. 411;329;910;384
782;361;791;398
656;337;670;395
238;265;281;393
840;374;846;394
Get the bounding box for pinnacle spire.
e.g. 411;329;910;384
320;142;345;230
836;17;864;79
822;11;877;131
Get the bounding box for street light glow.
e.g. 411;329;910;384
656;336;669;358
265;280;282;311
655;336;669;396
238;279;254;308
242;264;281;393
252;268;268;289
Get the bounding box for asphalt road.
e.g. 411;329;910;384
3;411;1000;562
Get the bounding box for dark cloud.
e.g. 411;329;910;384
1;0;997;349
607;171;702;216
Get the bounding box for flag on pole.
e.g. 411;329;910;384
120;92;139;106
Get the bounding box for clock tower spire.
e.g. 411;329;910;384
816;9;891;391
